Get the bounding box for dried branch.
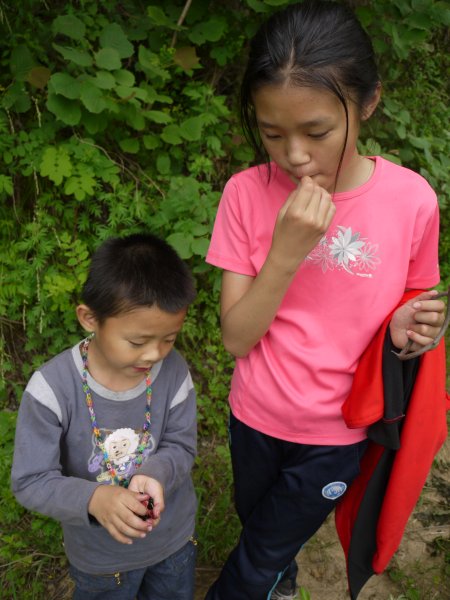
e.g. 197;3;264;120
170;0;193;48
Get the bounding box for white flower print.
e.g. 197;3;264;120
356;242;381;272
329;226;365;272
306;236;336;273
304;225;380;276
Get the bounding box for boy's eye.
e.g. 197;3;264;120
129;341;144;347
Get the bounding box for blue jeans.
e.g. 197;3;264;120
69;537;197;600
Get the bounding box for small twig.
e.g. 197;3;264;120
0;552;63;569
0;316;21;326
170;0;193;48
392;286;450;361
74;135;165;198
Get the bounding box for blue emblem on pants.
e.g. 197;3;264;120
322;481;347;500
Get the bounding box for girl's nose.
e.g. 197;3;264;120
286;138;310;166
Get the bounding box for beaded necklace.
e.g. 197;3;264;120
81;336;152;488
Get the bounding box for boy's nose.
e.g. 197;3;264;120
141;345;162;363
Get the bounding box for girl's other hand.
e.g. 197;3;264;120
88;484;154;544
389;290;446;351
271;176;335;274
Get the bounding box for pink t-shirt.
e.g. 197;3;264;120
206;157;440;444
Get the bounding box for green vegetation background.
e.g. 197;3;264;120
0;0;448;597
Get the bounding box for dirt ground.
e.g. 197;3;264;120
195;436;450;600
49;436;449;600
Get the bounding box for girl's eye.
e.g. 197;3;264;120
263;132;281;140
309;131;329;139
165;338;176;345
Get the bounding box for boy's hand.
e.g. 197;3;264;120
128;475;164;527
390;290;445;351
88;485;154;545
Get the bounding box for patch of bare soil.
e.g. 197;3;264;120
50;438;449;600
195;437;450;600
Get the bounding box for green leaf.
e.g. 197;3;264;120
0;175;13;195
161;124;183;145
210;46;234;67
2;82;31;113
189;18;227;45
119;138;140;153
94;71;116;90
143;134;161;150
0;411;17;444
409;136;431;150
156;153;171;174
64;173;96;200
145;110;172;124
138;46;170;81
114;69;135;87
95;48;122;70
39;147;73;185
46;94;81;125
121;105;146;130
53;44;93;67
166;232;193;259
147;6;177;28
180;116;203;141
10;45;35;80
191;237;209;257
52;15;86;40
80;82;107;113
245;0;271;11
49;73;81;99
99;24;134;58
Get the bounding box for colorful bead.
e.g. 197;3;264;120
81;337;152;487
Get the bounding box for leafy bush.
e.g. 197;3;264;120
0;0;448;593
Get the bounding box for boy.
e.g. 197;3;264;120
12;233;198;600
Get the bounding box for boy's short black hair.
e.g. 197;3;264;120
81;233;196;322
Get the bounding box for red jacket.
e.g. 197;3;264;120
335;291;448;599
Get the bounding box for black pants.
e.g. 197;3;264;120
205;412;367;600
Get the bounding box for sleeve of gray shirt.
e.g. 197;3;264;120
11;387;101;527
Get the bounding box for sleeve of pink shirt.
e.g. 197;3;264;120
206;177;257;276
405;189;440;289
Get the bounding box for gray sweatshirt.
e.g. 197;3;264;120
11;341;197;574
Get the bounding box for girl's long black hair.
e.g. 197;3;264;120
241;0;379;182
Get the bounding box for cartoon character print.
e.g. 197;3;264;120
305;225;381;277
88;427;154;484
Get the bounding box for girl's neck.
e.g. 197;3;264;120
334;155;375;193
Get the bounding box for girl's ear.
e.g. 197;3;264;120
361;82;382;121
76;304;98;334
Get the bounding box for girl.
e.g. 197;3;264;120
204;1;445;599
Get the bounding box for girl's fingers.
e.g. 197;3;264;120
413;310;444;329
412;300;446;316
406;329;435;348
